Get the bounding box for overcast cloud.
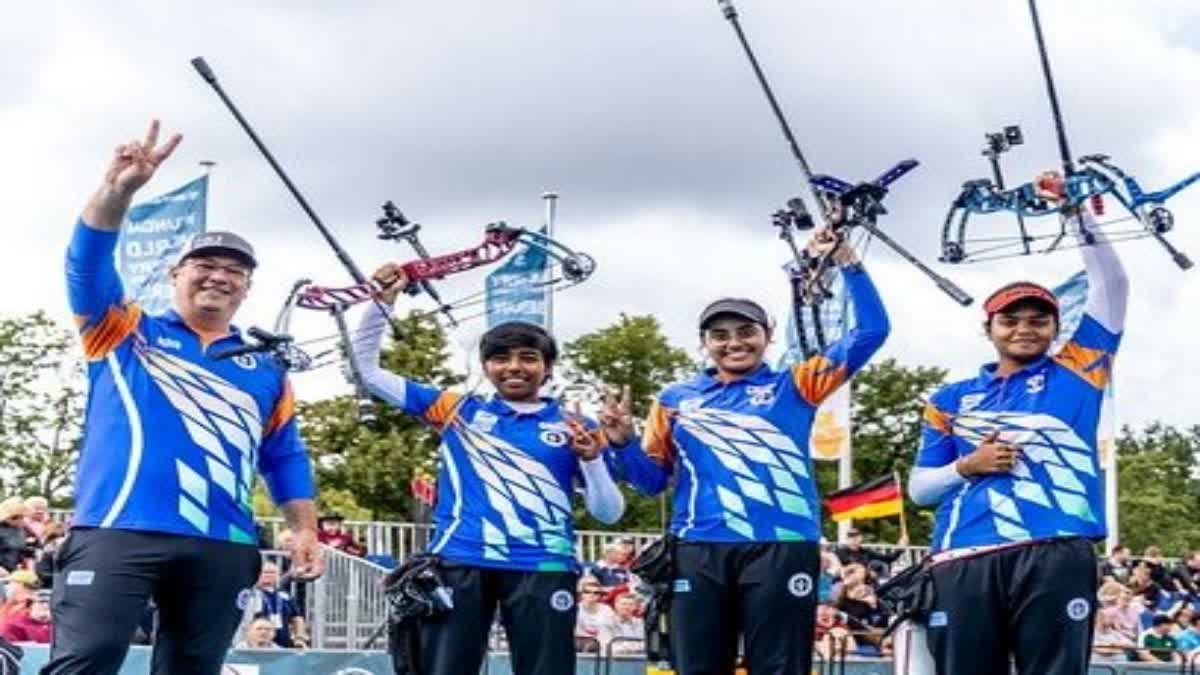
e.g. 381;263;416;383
3;1;1199;429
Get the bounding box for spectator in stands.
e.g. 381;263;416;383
242;561;301;648
1100;545;1132;584
1139;546;1179;594
1097;581;1141;646
316;514;366;557
1174;613;1200;653
1140;614;1181;663
287;616;310;649
818;550;837;603
834;528;906;572
575;576;616;652
0;500;29;575
33;522;66;589
814;604;856;661
1129;563;1165;610
1;571;38;617
588;541;633;589
0;590;51;644
610;592;645;655
236;618;282;649
1092;606;1136;662
22;498;51;545
1171;551;1200;597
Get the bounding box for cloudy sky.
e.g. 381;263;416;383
3;1;1199;430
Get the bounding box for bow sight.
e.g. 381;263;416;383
940;0;1197;270
716;0;971;357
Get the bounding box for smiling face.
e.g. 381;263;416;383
985;300;1057;366
702;316;769;379
483;348;548;403
171;254;252;329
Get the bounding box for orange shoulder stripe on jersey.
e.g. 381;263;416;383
643;402;676;466
1053;341;1111;390
79;303;142;361
424;391;464;426
922;401;953;435
265;380;297;436
792;355;849;406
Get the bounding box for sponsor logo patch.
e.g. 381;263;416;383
539;430;569;447
673;578;692;593
550;589;575;612
66;570;95;586
929;611;948;627
746;385;776;406
1066;597;1090;621
787;572;813;598
959;393;984;412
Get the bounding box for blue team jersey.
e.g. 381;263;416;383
614;267;889;543
65;221;314;545
917;313;1120;552
399;380;604;572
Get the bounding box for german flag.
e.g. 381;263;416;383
824;474;902;522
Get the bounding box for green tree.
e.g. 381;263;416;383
562;314;697;531
298;310;462;520
1113;422;1200;555
813;358;947;544
0;312;85;502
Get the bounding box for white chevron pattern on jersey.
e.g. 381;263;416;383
951;410;1099;541
137;345;261;538
676;408;813;540
454;424;574;562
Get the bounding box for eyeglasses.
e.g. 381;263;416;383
184;259;251;281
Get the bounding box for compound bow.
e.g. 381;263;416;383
193;57;595;422
939;0;1197;270
718;0;972;358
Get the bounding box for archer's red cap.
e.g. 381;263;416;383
983;282;1059;316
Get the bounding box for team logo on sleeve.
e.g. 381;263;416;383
787;572;813;597
746;385;776;406
550;589;575;611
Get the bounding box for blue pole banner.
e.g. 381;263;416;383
485;228;549;329
117;175;209;315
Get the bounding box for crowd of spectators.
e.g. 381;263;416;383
0;496;61;647
1092;545;1200;664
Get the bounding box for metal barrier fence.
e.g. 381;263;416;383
305;546;391;650
246;516;934;565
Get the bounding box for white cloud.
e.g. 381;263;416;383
2;0;1199;430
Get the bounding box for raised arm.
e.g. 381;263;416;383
791;234;891;407
609;400;674;496
68;121;181;353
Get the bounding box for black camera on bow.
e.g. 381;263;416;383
984;124;1024;157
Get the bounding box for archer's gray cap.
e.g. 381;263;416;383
698;298;769;330
179;231;257;269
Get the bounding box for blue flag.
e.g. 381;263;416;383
778;263;854;366
117;176;209;315
485;229;549;329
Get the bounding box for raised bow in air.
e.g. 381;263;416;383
940;0;1196;271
